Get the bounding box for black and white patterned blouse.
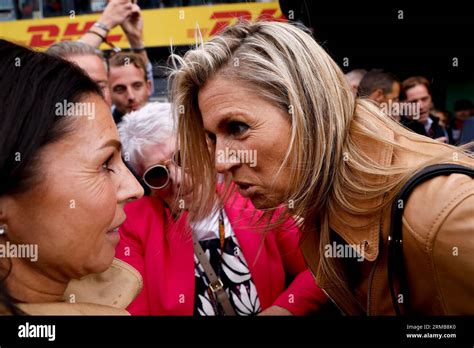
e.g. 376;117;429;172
191;210;262;316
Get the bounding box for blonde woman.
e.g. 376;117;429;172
115;102;326;316
170;21;474;315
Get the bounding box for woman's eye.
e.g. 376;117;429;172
102;155;115;173
228;122;249;136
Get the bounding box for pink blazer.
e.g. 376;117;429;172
116;193;326;315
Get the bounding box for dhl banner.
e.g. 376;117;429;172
0;2;284;50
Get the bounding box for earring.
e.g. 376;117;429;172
0;224;7;235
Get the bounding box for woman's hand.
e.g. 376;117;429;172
258;305;293;316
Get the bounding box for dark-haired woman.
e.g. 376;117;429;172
0;39;143;315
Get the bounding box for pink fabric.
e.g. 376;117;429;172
116;193;326;315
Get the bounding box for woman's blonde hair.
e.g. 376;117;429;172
170;21;472;301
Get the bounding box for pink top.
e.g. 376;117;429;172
116;192;326;315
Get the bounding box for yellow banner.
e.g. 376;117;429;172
0;2;284;50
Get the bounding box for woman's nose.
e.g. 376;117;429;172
214;140;240;173
118;163;144;203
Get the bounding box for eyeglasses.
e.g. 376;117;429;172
142;151;182;190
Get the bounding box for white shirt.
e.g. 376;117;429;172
424;116;433;134
190;207;233;241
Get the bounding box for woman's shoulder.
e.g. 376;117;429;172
403;172;474;244
402;172;474;314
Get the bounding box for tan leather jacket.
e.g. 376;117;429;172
18;258;142;315
302;118;474;315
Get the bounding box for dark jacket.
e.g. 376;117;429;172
460;116;474;146
401;114;446;140
113;107;124;125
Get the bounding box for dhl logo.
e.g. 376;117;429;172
26;21;122;47
22;7;285;48
186;8;286;39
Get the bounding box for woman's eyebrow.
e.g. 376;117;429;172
217;116;231;131
99;139;122;152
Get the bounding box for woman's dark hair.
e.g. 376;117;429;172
0;39;103;196
0;39;103;314
0;276;22;315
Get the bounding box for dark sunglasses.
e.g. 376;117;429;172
142;151;182;190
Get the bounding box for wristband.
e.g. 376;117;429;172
93;22;110;32
86;30;106;42
131;46;146;52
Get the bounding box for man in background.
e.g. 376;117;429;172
47;42;112;106
345;69;367;96
109;52;152;124
358;69;400;104
357;69;401;121
47;0;153;121
400;76;447;142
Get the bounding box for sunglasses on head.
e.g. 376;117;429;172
142;151;182;190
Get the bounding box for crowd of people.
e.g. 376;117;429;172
0;0;473;317
347;69;474;146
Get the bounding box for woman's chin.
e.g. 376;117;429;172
248;193;282;210
84;249;116;275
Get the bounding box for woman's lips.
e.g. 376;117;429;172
235;182;255;198
107;227;119;234
108;215;126;233
106;227;120;244
106;216;126;243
